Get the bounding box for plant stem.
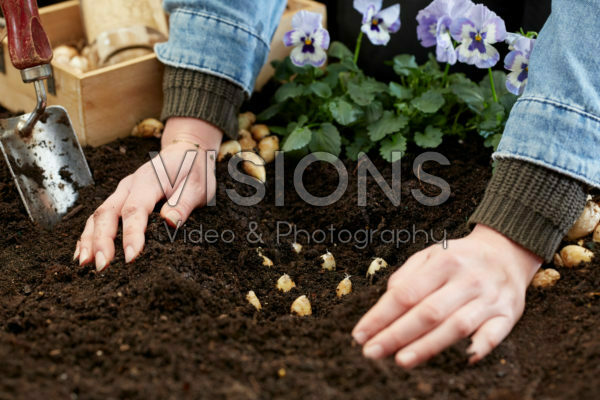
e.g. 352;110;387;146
353;31;364;65
442;63;450;86
488;68;498;103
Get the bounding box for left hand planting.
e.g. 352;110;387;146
352;224;542;368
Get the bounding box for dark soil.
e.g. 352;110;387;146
0;136;598;400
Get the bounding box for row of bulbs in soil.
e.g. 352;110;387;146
130;111;277;183
245;245;389;316
533;197;600;288
125;117;599;291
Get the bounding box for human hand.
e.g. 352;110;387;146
352;224;542;368
74;117;223;271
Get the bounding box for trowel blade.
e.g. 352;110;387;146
0;106;93;229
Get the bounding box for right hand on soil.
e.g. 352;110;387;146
352;224;542;368
74;117;223;271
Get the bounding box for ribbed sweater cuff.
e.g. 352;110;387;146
469;159;587;263
161;66;245;139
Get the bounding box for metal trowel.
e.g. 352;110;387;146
0;0;93;229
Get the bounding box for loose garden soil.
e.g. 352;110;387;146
0;131;598;399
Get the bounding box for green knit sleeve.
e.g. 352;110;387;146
469;159;587;262
161;66;246;139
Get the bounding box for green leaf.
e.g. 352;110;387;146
450;82;485;112
340;57;360;72
328;99;361;126
389;82;413;100
257;102;284;121
323;63;349;88
347;78;388;106
346;131;374;161
499;93;518;114
411;90;446;114
309;123;341;156
269;126;287;136
484;133;502;151
361;79;389;94
309;81;332;98
478;102;505;130
480;70;510;99
364;101;383;124
282;126;312;152
275;82;305;103
328;41;354;60
367;111;408;141
347;81;375;106
272;57;306;81
379;132;407;163
285;115;308;135
392;55;419;76
414;125;444;149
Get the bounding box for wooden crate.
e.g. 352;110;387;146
0;0;326;147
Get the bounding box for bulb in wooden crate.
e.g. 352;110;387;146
69;55;90;74
53;45;78;65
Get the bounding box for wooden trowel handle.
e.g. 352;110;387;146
0;0;52;70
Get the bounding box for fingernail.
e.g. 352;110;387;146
73;242;81;261
125;246;135;263
95;251;107;272
353;331;368;345
397;351;417;367
363;344;384;359
79;248;89;266
165;210;180;227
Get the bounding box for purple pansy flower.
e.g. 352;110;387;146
504;34;535;95
283;11;330;67
353;0;401;46
416;0;475;65
450;4;507;69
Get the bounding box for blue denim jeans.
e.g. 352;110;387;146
155;0;286;95
496;0;600;187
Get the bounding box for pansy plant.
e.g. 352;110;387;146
260;3;531;162
451;4;506;68
352;0;401;64
284;11;330;67
451;4;506;101
504;33;536;95
416;0;475;65
354;0;401;46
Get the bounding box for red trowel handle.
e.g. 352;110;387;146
0;0;52;70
